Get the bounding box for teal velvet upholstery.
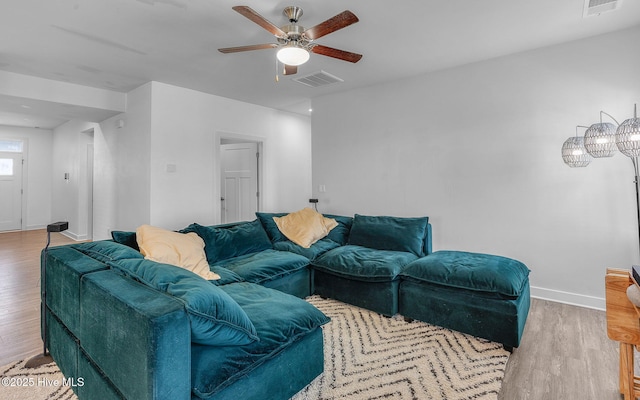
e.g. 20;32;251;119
208;264;245;286
109;258;258;346
323;214;353;245
45;246;110;336
314;269;402;317
401;251;530;298
273;237;341;260
191;282;329;399
185;221;272;264
211;249;309;286
77;350;125;400
80;270;192;400
71;240;143;263
256;212;353;247
311;243;419;316
193;328;324;400
312;245;418;282
110;230;139;250
260;267;311;298
255;212;288;242
399;278;531;348
46;310;79;386
348;214;430;256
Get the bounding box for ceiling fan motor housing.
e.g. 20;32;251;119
283;6;303;22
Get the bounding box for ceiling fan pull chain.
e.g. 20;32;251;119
275;57;279;82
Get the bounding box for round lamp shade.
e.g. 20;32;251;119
584;122;617;157
562;136;592;167
616;116;640;157
276;46;310;66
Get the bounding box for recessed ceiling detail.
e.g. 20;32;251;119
293;70;343;88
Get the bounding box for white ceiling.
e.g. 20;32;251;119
1;0;640;129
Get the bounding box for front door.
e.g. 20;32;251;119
0;152;23;231
220;142;259;224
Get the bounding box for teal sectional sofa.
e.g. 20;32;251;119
43;211;530;400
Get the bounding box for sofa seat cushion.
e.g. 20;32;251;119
401;250;530;298
273;238;341;260
191;283;330;398
211;249;310;285
312;245;418;282
109;258;258;346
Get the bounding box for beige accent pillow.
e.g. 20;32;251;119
273;208;338;248
136;225;220;281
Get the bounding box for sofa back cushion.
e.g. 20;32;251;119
257;212;353;246
272;208;338;248
72;241;143;263
323;214;353;245
185;220;272;264
348;214;429;256
109;258;258;346
136;224;220;281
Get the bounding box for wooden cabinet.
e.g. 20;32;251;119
605;268;640;399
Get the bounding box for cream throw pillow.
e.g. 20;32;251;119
273;208;338;248
136;225;220;281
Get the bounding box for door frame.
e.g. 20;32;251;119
0;137;27;231
213;131;265;225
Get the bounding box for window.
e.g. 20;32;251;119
0;158;13;176
0;140;23;153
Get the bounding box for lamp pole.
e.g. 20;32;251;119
633;157;640;260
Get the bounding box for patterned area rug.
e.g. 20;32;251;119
293;296;510;400
0;296;509;400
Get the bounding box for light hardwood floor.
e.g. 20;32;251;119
0;229;627;398
0;229;78;366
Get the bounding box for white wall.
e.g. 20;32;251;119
311;25;640;309
0;126;53;229
91;82;312;233
146;82;312;230
51;120;97;240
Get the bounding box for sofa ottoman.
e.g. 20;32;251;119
399;250;530;349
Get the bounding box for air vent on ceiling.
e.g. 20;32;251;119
583;0;623;17
293;70;344;88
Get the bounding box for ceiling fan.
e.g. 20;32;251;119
218;5;362;76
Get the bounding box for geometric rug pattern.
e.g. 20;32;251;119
292;296;510;400
0;296;509;400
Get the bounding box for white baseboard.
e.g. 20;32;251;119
61;231;89;241
530;286;605;311
25;224;46;230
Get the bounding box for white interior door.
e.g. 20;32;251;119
220;142;258;224
0;152;23;231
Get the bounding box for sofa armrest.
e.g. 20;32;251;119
80;270;191;400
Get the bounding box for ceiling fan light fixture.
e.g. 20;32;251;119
277;45;310;66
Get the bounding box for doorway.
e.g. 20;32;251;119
0;140;24;232
220;140;261;224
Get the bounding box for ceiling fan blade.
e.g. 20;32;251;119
283;65;298;75
303;10;359;40
312;45;362;63
218;43;278;54
232;6;286;37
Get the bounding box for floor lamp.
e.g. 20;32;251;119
25;221;69;368
561;105;640;258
